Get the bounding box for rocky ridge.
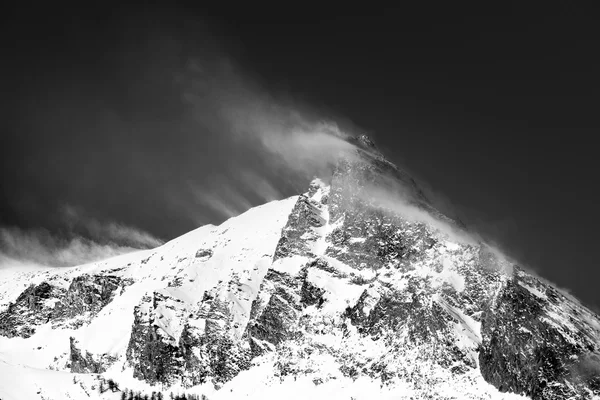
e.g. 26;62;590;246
0;135;599;400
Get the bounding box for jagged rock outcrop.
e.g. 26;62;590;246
0;282;66;338
325;151;437;272
126;291;188;385
0;274;130;338
274;180;327;261
195;249;213;260
1;135;599;399
126;284;254;387
246;269;303;353
69;337;116;373
53;274;129;327
480;267;600;399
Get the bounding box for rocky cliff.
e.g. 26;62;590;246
0;135;599;400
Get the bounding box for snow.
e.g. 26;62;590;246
438;256;466;292
435;294;482;346
0;185;561;400
0;321;76;371
348;237;366;244
444;241;461;251
0;356;102;400
306;268;365;313
271;255;309;276
0;197;298;400
520;282;547;300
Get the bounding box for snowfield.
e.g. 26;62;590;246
1;153;598;400
0;189;532;400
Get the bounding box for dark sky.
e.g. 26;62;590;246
1;4;599;310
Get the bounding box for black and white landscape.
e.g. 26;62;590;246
1;4;599;400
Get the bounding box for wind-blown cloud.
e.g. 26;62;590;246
178;51;485;246
0;226;133;268
61;205;163;249
0;208;163;268
237;170;283;204
189;180;254;220
180;56;358;174
360;180;477;245
162;52;362;224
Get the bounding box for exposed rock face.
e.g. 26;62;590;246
2;135;599;399
246;268;303;353
126;291;187;385
125;139;600;396
325;154;437;272
126;285;254;387
480;267;600;399
53;274;128;327
70;337;115;373
274;180;327;261
0;282;65;338
195;249;213;260
0;274;129;338
242;141;600;397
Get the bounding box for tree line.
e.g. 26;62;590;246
98;377;208;400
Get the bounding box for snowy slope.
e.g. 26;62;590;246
0;197;296;399
1;135;599;400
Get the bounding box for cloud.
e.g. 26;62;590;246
189;170;291;221
0;208;163;268
0;226;135;268
180;55;358;170
189;180;253;220
178;52;485;247
2;12;361;256
361;182;477;245
569;351;600;387
169;52;362;223
0;252;47;271
61;205;163;249
237;170;283;203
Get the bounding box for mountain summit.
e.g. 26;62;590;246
1;136;599;399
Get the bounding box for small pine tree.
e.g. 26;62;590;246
121;389;128;400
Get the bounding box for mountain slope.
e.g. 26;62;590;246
1;136;599;400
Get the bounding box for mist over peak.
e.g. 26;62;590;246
1;4;599;311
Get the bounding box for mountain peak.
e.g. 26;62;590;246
1;146;599;399
356;134;376;149
344;134;380;155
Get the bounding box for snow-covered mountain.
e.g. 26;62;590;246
1;135;599;400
